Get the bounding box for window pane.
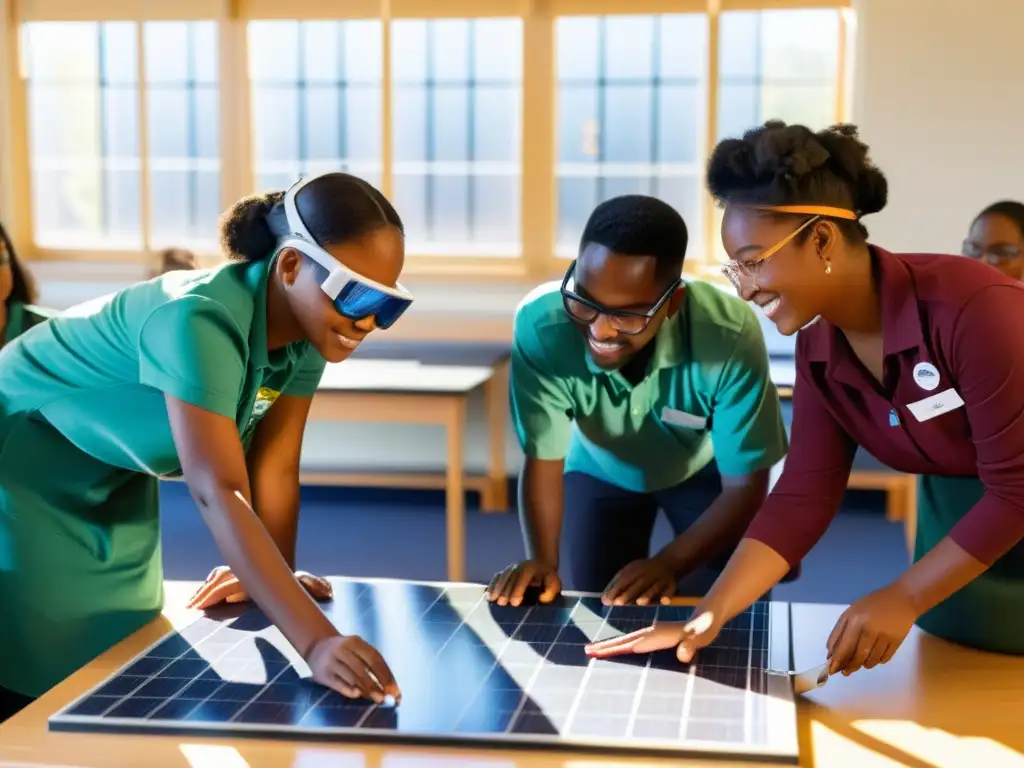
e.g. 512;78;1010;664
249;20;383;195
145;21;221;251
391;18;523;256
25;22;141;248
555;14;707;256
718;10;840;139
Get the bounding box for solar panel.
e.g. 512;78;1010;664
50;578;798;763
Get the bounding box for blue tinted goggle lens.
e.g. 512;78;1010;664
332;281;412;329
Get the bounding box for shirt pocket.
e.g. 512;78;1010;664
661;406;708;431
656;406;710;451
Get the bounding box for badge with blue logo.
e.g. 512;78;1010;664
888;408;900;427
912;361;940;391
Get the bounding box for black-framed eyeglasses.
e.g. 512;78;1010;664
560;260;680;335
962;240;1022;264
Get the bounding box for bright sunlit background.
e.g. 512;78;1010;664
1;1;1022;762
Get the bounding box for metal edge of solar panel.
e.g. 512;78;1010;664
48;579;799;764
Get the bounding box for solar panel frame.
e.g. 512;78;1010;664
49;577;799;763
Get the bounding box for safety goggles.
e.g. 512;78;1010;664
277;174;414;329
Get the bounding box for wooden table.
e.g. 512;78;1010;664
307;355;509;583
3;583;1020;768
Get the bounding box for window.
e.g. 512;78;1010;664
25;22;141;249
717;9;841;141
248;20;384;194
555;15;708;258
24;20;221;251
710;9;842;263
391;18;523;256
7;3;850;274
145;22;220;250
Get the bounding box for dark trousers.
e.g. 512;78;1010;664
0;684;33;722
563;461;799;596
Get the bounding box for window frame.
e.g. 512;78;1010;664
0;0;852;284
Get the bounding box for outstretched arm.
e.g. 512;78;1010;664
167;396;338;660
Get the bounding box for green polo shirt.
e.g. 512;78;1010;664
0;257;325;477
510;279;788;493
1;301;54;345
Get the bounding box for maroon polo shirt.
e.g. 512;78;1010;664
746;246;1024;567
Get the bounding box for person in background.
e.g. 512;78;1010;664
962;200;1024;280
486;195;791;609
586;121;1024;673
154;247;200;277
0;171;414;722
0;219;51;348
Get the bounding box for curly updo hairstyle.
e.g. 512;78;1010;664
706;120;888;242
218;172;403;263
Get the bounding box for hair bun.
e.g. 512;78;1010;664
218;190;286;262
753;121;831;182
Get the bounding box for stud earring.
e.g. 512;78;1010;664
825;262;832;275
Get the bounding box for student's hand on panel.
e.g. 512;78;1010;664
187;565;334;610
485;559;561;606
307;634;402;705
601;555;678;606
584;608;720;663
826;582;916;676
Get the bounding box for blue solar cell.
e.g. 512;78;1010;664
134;675;192;699
94;675;147;698
107;696;164;719
233;701;305;726
150;697;202;721
186;698;248;723
49;580;796;762
67;696;118;716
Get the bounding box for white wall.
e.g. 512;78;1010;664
851;0;1024;254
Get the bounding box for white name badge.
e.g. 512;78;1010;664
905;388;966;423
662;407;707;430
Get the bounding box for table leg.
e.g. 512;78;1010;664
481;362;509;514
445;397;467;582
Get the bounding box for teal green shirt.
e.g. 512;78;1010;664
510;279;788;493
0;257;326;478
1;301;53;346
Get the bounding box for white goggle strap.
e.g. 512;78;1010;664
283;174;318;244
276;236;350;299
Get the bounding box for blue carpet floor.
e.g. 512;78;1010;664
158;482;909;606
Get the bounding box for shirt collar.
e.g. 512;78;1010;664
805;246;925;363
243;256;304;372
876;246;926;355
